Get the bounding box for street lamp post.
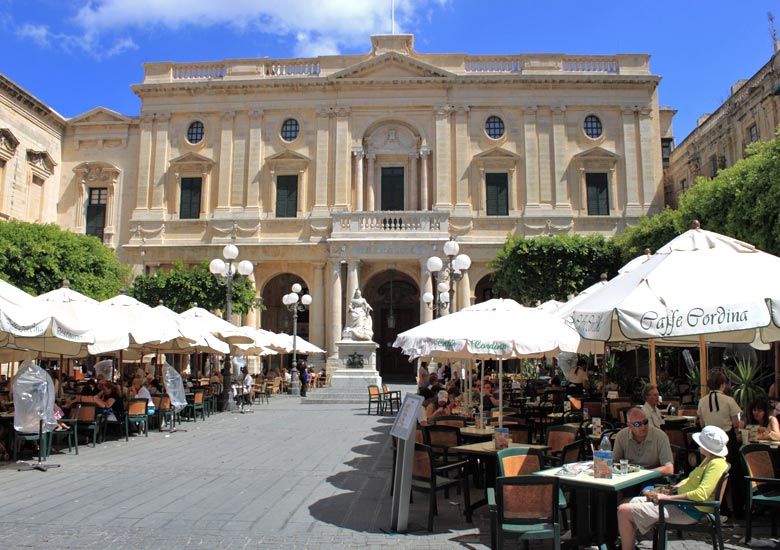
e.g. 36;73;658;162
282;283;312;395
209;243;254;408
423;236;472;315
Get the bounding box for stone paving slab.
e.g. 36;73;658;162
0;384;776;548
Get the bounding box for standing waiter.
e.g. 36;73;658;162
297;359;308;397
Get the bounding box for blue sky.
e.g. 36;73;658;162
1;0;777;141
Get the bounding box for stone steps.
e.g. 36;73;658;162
301;387;369;404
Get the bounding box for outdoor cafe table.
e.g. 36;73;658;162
459;426;495;442
535;465;661;550
451;441;550;515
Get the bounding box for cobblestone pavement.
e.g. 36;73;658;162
0;384;777;549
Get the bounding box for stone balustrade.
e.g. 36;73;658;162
331;211;449;238
142;52;648;83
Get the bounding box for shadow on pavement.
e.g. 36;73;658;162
309;417;488;544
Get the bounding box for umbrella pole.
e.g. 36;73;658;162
480;360;485;420
649;339;657;385
499;358;503;429
699;335;708;398
775;342;780;399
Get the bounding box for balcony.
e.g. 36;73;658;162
330;211;449;240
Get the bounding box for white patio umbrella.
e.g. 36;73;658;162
101;293;188;348
235;326;279;356
394;298;581;425
179;306;254;346
0;278;35;306
34;282;130;355
151;304;230;355
568;223;780;392
0;299;95;357
271;332;326;355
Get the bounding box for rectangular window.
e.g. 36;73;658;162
749;124;759;143
680;178;688;194
585;173;609;216
710;155;718;177
661;138;673;169
275;174;298;218
86;187;107;241
485;173;509;216
381;167;405;211
179;177;202;220
28;175;44;221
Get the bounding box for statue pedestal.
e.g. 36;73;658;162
330;340;382;389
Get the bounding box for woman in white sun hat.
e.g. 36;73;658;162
616;425;730;550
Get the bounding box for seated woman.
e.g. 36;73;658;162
426;390;453;420
94;381;124;425
748;397;780;441
617;425;730;550
128;377;156;416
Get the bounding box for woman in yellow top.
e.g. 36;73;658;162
617;425;730;550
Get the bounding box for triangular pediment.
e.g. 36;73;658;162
474;147;521;160
170;152;215;166
0;128;20;150
573;146;620;161
330;52;454;80
266;150;311;163
69;107;131;125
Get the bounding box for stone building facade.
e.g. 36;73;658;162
0;34;669;376
666;49;780;208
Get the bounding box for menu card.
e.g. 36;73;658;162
593;450;613;479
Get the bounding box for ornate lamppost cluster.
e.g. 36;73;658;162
423;237;472;315
209;244;254;405
282;283;312;394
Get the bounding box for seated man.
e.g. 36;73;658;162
613;406;674;476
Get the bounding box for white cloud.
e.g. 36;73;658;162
17;23;51;47
71;0;446;56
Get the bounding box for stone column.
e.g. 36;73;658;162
327;259;343;359
638;107;655;211
136;114;154;210
216;111;235;211
454;105;471;214
458;270;472;311
246;109;264;212
433;105;452;208
409;151;418;210
420;258;433;324
74;170;88;231
150;112;170;213
420;149;430;210
538;108;552;205
523;106;540;208
622;107;640;215
346;259;360;308
333;108;351;210
311;262;326;352
366;154;376;211
353;148;364;211
552;106;570;209
312;108;331;215
244;269;258;328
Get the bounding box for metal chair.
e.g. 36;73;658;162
367;385;384;415
654;464;730;550
124;398;149;440
411;442;472;532
492;475;561;550
48;403;81;455
741;443;780;543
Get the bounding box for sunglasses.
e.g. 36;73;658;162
630;419;650;427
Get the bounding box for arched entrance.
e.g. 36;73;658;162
261;272;310;344
364;270;419;382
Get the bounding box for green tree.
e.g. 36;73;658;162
130;261;257;315
612;208;684;263
489;233;622;304
0;220;130;299
678;136;780;255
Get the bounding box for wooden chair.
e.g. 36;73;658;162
741;443;780;543
429;415;467;428
124;398;149;440
608;400;631;423
581;400;603;419
76;402;99;448
423;424;464;468
654;465;729;550
367;385;384;415
545;424;578;457
492;475;561;550
154;394;174;430
49;403;81;455
411;443;472;532
253;382;270;404
382;384;401;414
184;389;206;422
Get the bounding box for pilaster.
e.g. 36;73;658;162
352;148;364;211
524;106;540;208
409;152;418;210
433;105;452;209
327;259;343;360
622;107;641;215
420;149;430;211
246;109;264;211
366;154;376;211
333;108;351;210
312;107;332;215
454;105;471;215
150;112;170;213
552;106;570;209
216;111;235;211
136;114;154;210
311;262;326;353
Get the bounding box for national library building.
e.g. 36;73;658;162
0;34;671;376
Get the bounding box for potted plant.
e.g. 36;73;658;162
727;358;770;413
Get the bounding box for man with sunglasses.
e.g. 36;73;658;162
613;407;674;475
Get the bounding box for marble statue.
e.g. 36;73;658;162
342;289;374;341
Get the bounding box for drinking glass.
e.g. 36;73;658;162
619;459;629;475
